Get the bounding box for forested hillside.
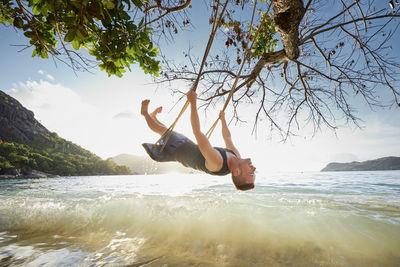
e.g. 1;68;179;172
0;90;130;176
321;157;400;172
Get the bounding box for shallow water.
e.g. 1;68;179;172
0;171;399;266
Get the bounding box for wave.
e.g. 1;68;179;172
1;193;400;266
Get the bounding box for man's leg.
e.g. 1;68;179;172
150;106;165;128
141;100;167;135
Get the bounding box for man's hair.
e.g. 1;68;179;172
231;174;255;191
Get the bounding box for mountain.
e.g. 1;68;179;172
0;90;130;176
110;153;194;174
321;156;400;172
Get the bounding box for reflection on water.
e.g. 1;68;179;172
0;171;400;266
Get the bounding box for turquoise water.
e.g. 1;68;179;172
0;171;399;266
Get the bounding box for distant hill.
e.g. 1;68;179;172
110;153;194;175
321;156;400;172
0;90;130;176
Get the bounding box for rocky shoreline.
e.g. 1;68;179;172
0;168;59;179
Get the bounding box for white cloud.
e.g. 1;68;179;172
6;80;139;158
113;111;133;120
37;69;55;81
9;80;85;118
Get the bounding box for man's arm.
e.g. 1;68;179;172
187;90;222;171
219;111;241;158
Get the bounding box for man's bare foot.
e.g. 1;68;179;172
141;99;150;116
150;106;162;119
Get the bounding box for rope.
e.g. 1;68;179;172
205;1;260;138
157;0;229;153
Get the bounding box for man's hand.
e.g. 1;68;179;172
219;111;226;121
187;90;197;104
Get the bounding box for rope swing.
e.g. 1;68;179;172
205;1;260;139
156;0;260;153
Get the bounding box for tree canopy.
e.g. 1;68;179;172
0;0;170;76
1;0;399;137
156;0;400;137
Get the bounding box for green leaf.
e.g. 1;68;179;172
13;17;23;28
120;11;130;20
138;18;143;28
40;5;49;17
64;29;77;42
78;26;88;38
40;50;49;58
32;5;41;15
74;28;85;42
132;0;143;10
71;40;80;50
24;31;34;38
102;0;115;9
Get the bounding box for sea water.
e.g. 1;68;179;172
0;171;399;267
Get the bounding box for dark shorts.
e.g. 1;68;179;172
142;131;192;162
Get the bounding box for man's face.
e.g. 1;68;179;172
240;158;256;183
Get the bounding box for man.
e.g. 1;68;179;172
141;90;256;191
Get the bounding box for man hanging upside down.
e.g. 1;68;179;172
141;90;256;191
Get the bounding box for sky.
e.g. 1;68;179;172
0;2;399;172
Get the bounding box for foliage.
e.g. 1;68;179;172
0;0;160;77
0;140;131;176
251;12;277;58
221;4;278;64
